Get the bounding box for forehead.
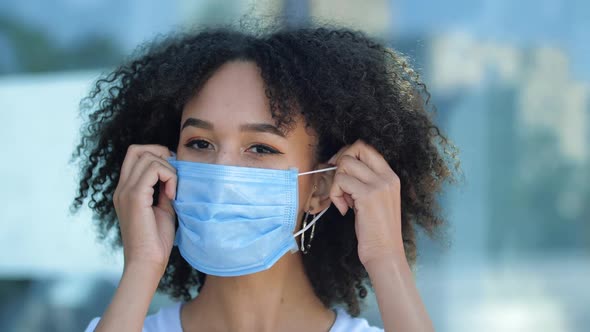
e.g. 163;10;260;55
182;60;274;125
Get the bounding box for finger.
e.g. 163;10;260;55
135;160;177;202
343;193;354;209
127;151;176;186
336;155;375;184
329;171;367;215
156;181;176;216
158;169;177;202
120;144;173;182
335;140;394;178
154;203;176;249
327;145;349;165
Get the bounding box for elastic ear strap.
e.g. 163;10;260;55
298;166;337;176
293;207;329;238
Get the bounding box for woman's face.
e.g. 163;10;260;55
176;60;320;220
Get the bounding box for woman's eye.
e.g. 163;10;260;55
186;139;213;150
247;144;281;155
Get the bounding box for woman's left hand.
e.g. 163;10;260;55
328;139;405;268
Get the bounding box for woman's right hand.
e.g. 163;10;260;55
113;144;177;275
92;144;177;331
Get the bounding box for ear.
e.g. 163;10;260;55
307;162;335;214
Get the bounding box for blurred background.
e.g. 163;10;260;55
0;0;588;331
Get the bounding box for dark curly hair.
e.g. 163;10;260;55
70;19;458;316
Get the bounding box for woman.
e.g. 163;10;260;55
72;21;457;332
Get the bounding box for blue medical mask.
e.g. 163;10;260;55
166;154;336;277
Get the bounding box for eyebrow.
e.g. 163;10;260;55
181;118;213;131
240;123;285;138
181;117;285;138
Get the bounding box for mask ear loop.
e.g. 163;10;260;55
293;207;329;238
298;166;337;176
294;166;337;252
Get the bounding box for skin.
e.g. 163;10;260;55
97;61;434;332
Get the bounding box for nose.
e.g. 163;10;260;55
213;149;242;167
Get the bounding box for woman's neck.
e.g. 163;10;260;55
180;253;336;332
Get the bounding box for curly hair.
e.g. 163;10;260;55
70;20;458;316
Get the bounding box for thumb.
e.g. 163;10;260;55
155;182;176;250
157;181;176;217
